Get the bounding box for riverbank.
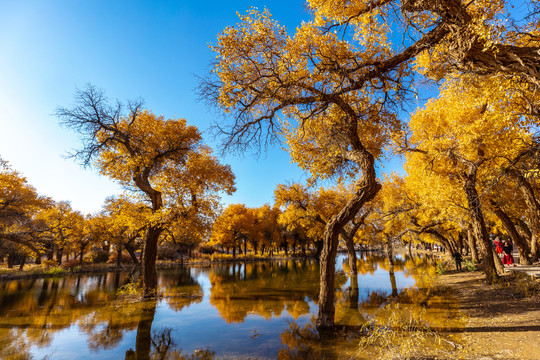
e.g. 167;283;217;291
0;254;313;281
437;270;540;360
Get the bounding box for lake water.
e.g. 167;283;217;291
0;253;460;359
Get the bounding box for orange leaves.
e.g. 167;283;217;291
95;111;201;187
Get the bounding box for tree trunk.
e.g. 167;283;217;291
348;274;359;309
492;247;505;275
317;150;381;330
117;244;122;267
142;226;162;297
80;245;85;265
18;256;26;271
515;172;540;260
385;240;394;267
489;199;532;265
463;169;499;283
389;268;398;297
133;300;157;360
125;243;140;265
343;232;357;276
134;173;163;298
56;248;64;265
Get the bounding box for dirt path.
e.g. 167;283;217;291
438;270;540;360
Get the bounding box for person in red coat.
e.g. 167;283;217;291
495;237;504;256
502;239;516;267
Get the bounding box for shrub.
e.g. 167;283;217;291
86;250;110;264
463;260;478;272
436;260;447;275
198;243;217;255
43;266;66;276
358;303;461;359
117;277;143;297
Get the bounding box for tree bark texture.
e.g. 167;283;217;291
462;169;499;283
467;227;479;263
515;173;540;260
316;151;381;330
343;232;358;276
142;226;162;297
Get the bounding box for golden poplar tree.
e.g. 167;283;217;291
57;85;234;296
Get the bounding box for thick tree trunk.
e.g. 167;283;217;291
489;199;532;265
463;169;499;283
134;172;163;298
467;227;479;263
515;173;540;260
142;226;162;297
492;247;505;274
316;150;381;330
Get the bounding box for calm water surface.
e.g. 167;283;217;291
0;253;459;359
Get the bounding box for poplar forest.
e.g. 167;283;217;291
1;1;540;359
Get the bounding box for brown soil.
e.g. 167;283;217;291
437;270;540;360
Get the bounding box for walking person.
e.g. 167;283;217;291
502;239;516;267
452;252;463;271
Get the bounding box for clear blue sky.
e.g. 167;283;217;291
0;1;400;215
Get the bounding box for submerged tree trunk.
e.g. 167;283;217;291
343;232;357;276
142;226;162;297
341;219;364;276
462;168;499;283
134;171;163;298
317;150;381;330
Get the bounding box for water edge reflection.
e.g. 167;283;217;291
0;253;463;359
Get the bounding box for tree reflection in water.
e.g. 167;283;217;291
275;253;463;359
0;253;461;359
125;310;216;360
